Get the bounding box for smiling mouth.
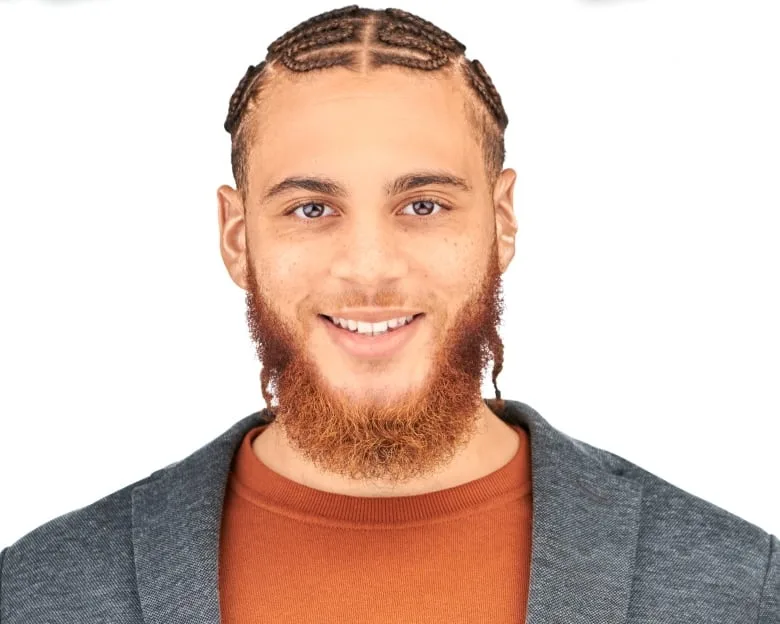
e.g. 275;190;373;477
318;313;424;337
318;312;425;359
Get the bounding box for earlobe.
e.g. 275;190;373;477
217;184;249;290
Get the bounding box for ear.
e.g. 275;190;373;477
492;168;518;273
217;184;249;290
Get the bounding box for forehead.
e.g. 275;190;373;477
246;67;483;191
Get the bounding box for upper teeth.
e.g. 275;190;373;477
327;315;416;335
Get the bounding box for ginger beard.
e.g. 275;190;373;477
243;234;506;486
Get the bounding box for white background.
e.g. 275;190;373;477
0;0;778;548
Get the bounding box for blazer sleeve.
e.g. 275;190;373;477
759;534;780;623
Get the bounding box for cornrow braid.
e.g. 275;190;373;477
463;59;508;130
224;5;508;163
383;8;466;54
224;7;509;409
266;5;366;54
224;61;266;134
371;12;451;70
269;12;366;73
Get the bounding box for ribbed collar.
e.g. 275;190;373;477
227;423;532;525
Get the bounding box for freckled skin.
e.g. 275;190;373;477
217;66;520;497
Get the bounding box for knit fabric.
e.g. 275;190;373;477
218;424;533;623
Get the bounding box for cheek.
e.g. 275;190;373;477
253;246;330;318
423;231;487;280
254;237;318;281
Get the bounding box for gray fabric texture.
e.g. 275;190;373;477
0;399;777;623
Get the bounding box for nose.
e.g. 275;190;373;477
328;217;409;286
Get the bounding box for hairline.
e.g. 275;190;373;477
232;60;503;203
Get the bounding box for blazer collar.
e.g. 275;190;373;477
132;400;643;624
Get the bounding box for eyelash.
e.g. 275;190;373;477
283;197;453;222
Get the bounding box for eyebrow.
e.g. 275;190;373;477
386;171;471;196
261;170;471;203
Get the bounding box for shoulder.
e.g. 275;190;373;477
575;435;779;619
577;434;770;541
0;467;168;622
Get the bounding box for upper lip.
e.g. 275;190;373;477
321;309;424;323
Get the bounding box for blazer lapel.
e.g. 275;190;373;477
131;400;643;624
131;413;264;624
504;401;644;624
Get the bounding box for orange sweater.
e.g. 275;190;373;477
219;423;532;623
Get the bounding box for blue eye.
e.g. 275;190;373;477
289;202;335;220
401;199;446;216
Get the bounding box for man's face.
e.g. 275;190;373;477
220;66;516;486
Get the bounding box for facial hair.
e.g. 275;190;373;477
243;235;506;487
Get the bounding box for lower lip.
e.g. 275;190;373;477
320;314;424;359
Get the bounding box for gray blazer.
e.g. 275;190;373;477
1;400;777;623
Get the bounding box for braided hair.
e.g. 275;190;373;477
226;6;508;415
225;6;508;198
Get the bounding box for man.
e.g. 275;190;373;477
0;5;777;623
